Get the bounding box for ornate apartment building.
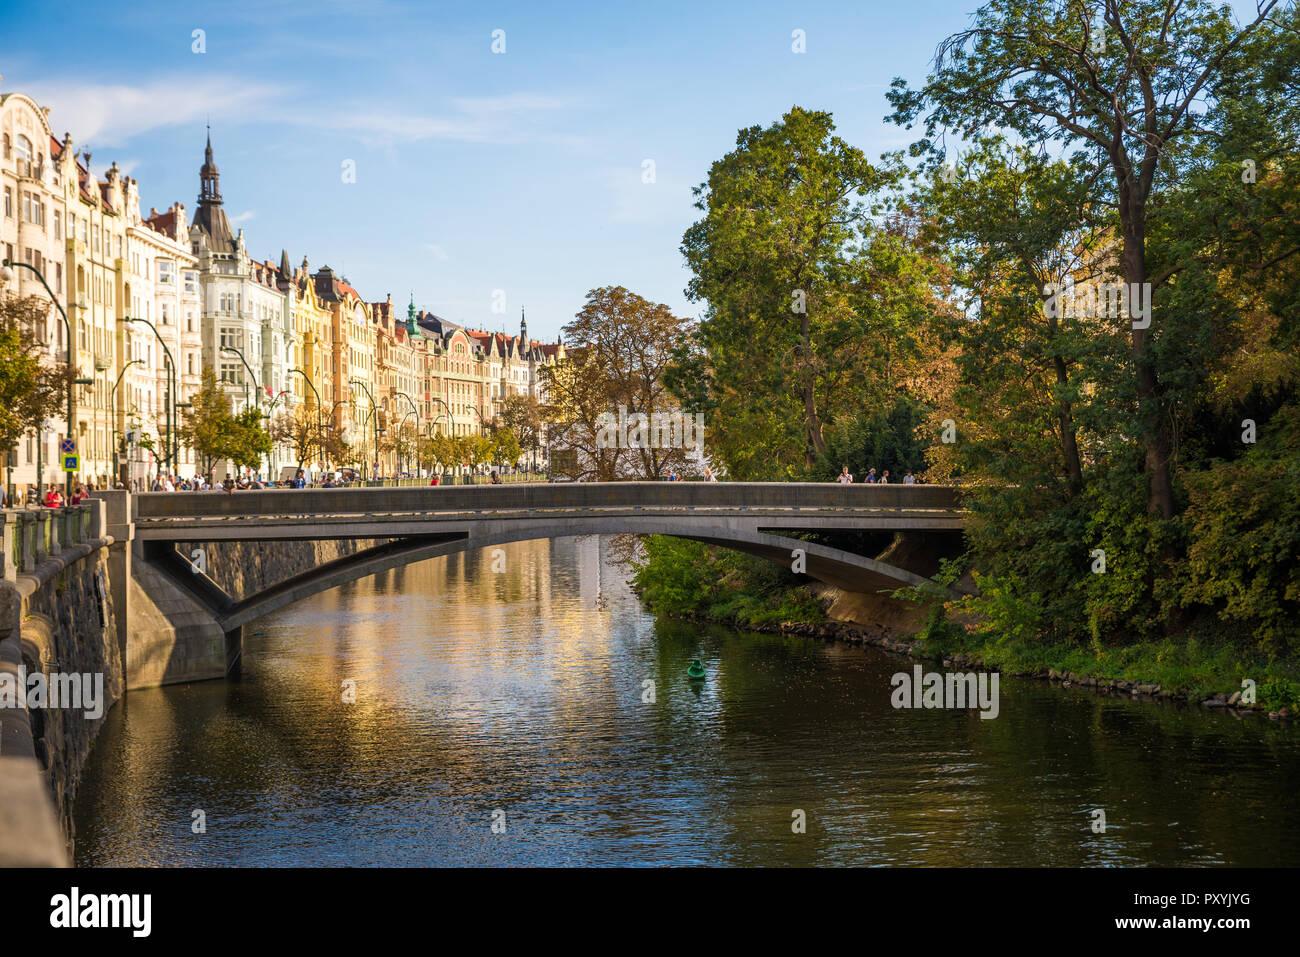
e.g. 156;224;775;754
189;134;300;475
1;87;69;491
4;84;565;488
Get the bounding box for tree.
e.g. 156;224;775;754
500;393;543;468
886;0;1283;520
682;107;886;470
0;294;72;472
542;286;700;480
270;406;324;470
228;407;272;474
490;427;521;468
178;368;237;482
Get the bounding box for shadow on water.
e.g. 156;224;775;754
74;537;1300;866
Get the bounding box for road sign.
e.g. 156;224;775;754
59;438;77;455
61;453;79;472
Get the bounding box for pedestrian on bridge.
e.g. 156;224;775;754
837;466;853;484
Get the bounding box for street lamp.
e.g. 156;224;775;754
2;258;76;501
391;390;420;477
288;369;325;468
125;316;179;475
349;378;380;481
264;389;292;479
219;345;259;412
109;358;143;486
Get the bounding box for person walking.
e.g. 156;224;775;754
903;471;916;485
865;468;878;484
836;466;854;484
879;470;890;484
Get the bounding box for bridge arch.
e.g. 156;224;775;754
151;521;950;632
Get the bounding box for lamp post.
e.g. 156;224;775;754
428;396;455;475
220;344;264;478
392;390;420;477
219;345;259;412
288;369;324;470
109;358;143;487
425;413;448;481
397;410;416;476
125;315;179;476
348;378;380;481
264;389;291;479
2;258;76;502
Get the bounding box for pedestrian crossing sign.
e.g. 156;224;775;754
61;453;79;472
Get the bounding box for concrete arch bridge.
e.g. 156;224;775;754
96;483;966;688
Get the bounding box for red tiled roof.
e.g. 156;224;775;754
145;209;178;238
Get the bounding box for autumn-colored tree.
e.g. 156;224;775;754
0;294;73;474
270;406;325;470
543;286;700;480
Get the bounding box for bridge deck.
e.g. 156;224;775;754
132;482;966;540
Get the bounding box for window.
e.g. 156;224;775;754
3;187;11;218
183;271;196;294
92;224;100;254
55;263;63;294
15;134;32;167
53;211;61;240
158;260;174;284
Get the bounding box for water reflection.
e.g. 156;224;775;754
74;536;1300;866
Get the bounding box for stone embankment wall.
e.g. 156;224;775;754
0;494;378;866
0;502;122;865
175;538;379;603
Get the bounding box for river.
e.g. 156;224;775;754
74;536;1300;866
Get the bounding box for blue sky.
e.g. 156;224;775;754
1;1;1063;339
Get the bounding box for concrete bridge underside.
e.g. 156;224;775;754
131;483;967;634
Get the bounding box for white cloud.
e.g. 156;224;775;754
230;210;256;224
331;93;587;149
21;73;583;153
25;76;284;148
421;243;450;261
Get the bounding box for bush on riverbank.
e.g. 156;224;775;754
631;536;824;629
902;567;1300;711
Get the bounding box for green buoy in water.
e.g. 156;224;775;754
687;659;706;681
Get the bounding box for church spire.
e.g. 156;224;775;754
519;306;528;345
199;126;222;204
191;127;234;250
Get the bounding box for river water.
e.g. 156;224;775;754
74;536;1300;866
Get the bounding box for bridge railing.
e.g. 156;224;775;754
132;482;963;520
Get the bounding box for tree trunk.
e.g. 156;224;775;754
1052;355;1084;492
799;312;826;466
1121;201;1175;520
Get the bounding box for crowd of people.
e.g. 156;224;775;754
835;466;920;484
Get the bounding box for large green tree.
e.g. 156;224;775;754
0;294;71;472
887;0;1284;520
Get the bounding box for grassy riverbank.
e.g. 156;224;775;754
630;536;825;630
632;536;1300;714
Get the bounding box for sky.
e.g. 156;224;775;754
1;0;1243;342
